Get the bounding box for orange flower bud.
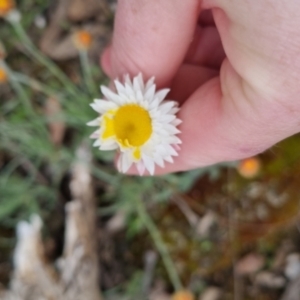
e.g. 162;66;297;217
237;157;261;178
0;67;7;83
73;30;92;50
0;0;15;17
172;290;195;300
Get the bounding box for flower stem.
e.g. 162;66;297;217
9;20;80;98
91;165;117;185
12;72;62;98
1;60;33;115
79;50;98;96
135;197;183;292
2;61;48;137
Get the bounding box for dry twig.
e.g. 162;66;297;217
0;144;102;300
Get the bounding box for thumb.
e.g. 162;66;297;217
107;0;200;86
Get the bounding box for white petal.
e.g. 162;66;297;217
153;127;175;138
173;144;181;151
153;128;170;137
145;76;155;92
90;103;102;114
155;144;169;156
87;118;100;126
121;152;133;173
101;86;123;104
154;155;165;168
124;74;133;87
93;139;101;147
171;119;182;126
125;83;135;98
149;97;161;110
100;143;118;150
133;74;143;92
136;90;144;104
159;101;177;114
101;138;117;146
162;124;181;135
164;136;182;145
153;123;180;135
154;89;170;104
141;100;149;109
142;155;155;175
140;143;154;156
164;156;174;163
137;73;145;91
136;161;145;176
164;144;178;156
144;84;156;101
91;100;117;114
172;136;182;144
169;107;180;114
90;130;100;139
159;114;177;123
114;80;126;94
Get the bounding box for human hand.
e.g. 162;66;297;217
101;0;300;174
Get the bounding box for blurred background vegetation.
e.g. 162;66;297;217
1;1;300;299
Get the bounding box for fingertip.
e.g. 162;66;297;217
109;0;200;86
101;46;112;77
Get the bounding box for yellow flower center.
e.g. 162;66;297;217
0;0;14;16
101;104;152;151
114;104;152;147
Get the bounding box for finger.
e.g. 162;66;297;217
101;46;112;77
185;25;225;69
102;23;225;77
109;0;201;86
159;1;300;174
128;0;300;175
157;61;300;174
128;57;300;175
169;63;218;104
198;9;215;26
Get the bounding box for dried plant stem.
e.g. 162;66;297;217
135;197;183;292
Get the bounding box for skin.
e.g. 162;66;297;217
101;0;300;174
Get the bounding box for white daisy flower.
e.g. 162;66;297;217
88;73;182;175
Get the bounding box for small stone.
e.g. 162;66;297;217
199;287;223;300
236;253;265;276
255;271;286;289
196;211;217;237
106;211;126;233
266;190;287;208
285;253;300;280
256;203;269;221
34;15;46;29
149;292;171;300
